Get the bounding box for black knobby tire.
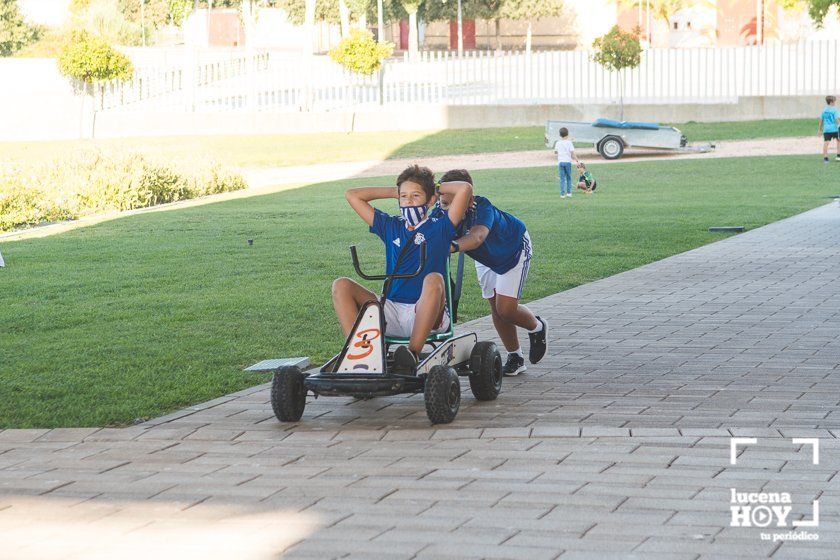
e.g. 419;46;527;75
424;365;461;425
468;341;503;401
598;136;624;160
271;366;307;422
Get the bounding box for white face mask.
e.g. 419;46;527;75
400;204;428;229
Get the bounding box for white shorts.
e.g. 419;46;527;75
475;232;533;300
383;300;451;339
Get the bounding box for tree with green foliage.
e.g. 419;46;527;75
277;0;369;27
472;0;504;51
1;0;40;56
118;0;194;28
803;0;839;25
592;25;641;121
58;30;134;137
329;28;392;74
499;0;564;54
168;0;194;25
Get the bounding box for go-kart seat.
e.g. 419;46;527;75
384;258;457;346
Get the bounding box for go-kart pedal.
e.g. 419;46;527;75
392;346;418;374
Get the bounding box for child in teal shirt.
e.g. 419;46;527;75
820;95;839;163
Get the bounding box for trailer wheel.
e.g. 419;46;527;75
598;136;624;160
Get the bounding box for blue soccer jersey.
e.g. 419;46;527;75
822;106;840;134
369;208;456;304
432;196;527;275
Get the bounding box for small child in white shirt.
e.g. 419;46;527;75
554;127;580;198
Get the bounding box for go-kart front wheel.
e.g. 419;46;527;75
468;341;503;401
424;365;461;424
271;366;307;422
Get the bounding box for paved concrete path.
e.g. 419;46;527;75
241;135;826;189
2;204;840;559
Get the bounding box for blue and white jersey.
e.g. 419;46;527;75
432;196;528;275
369;208;456;304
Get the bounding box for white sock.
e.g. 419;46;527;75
527;319;544;334
508;350;523;359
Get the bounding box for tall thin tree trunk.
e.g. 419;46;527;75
303;0;316;110
494;18;501;52
304;0;316;55
618;70;624;121
338;0;350;38
78;82;86;139
408;9;419;60
377;0;384;43
525;21;532;55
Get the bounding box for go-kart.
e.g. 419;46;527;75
270;243;503;425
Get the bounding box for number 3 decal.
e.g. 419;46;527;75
346;328;381;360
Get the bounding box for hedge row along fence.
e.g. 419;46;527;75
0;151;246;233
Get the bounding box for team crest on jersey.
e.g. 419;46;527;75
413;233;426;245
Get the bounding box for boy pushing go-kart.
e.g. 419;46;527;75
332;164;473;374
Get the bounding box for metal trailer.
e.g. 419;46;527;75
545;119;715;160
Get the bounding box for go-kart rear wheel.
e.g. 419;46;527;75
424;365;461;425
468;341;503;401
271;366;307;422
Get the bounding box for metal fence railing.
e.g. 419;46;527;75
101;40;840;112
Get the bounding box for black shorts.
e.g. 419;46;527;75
824;131;839;141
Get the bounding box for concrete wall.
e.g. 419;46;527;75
79;96;824;140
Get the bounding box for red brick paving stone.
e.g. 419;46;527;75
481;427;533;438
0;429;50;443
82;427;150;441
282;430;339;442
629;428;682;437
429;428;484;440
233;430;292;442
183;428;245;441
135;427;202;440
530;425;582;437
34;428;103;442
377;430;435;441
330;430;387;441
417;543;562;560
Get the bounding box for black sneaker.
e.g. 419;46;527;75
503;353;526;376
393;345;418;374
528;316;547;364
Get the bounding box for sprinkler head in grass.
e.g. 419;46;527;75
708;226;745;233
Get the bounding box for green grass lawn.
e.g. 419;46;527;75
0;118;817;169
1;154;835;428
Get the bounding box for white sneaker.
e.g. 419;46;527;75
560;194;567;198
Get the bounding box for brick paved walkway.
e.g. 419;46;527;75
2;204;839;559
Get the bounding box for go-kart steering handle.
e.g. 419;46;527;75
350;242;427;281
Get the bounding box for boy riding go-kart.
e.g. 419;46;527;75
270;165;504;425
